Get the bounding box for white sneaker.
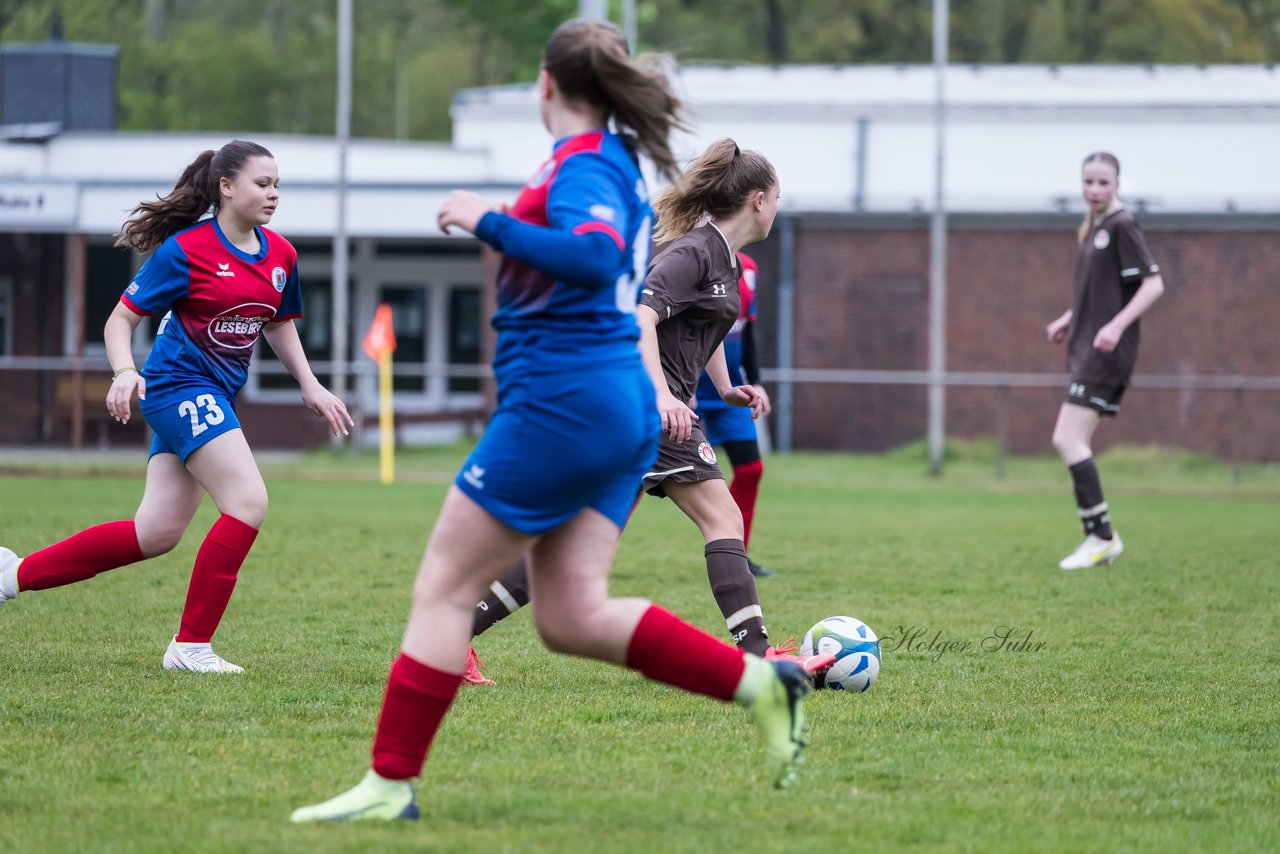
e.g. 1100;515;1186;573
1059;533;1124;571
163;636;245;673
0;546;21;606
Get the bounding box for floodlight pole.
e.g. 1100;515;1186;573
927;0;949;476
332;0;352;448
578;0;607;21
623;0;637;54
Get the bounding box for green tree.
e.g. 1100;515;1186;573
1;0;1275;141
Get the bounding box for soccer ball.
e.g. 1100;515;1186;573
801;615;881;692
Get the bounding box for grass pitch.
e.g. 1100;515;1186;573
1;444;1276;853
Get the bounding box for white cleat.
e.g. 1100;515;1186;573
1059;533;1124;571
163;636;245;673
0;546;21;607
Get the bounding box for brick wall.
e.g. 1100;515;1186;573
750;215;1280;461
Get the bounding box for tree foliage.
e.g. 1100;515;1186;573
1;0;1276;141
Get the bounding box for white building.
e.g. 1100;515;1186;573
2;64;1276;448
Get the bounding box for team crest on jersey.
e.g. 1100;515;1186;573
1093;229;1111;250
271;266;287;292
528;159;556;189
697;442;717;464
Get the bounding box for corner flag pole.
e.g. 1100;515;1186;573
363;304;397;484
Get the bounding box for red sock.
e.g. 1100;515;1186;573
730;460;763;550
625;605;746;701
16;520;145;591
175;514;258;643
371;653;463;780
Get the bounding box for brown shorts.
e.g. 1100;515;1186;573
642;422;725;498
1066;379;1126;417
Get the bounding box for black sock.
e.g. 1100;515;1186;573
472;558;530;638
704;538;769;655
1068;458;1114;539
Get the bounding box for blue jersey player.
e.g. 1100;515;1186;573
0;141;352;673
293;19;819;823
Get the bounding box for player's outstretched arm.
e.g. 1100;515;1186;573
1094;274;1164;353
262;319;353;436
708;343;763;419
1046;309;1072;344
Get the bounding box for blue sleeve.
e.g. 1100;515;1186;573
474;154;628;290
123;237;190;314
277;264;303;319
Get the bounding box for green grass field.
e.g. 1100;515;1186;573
1;444;1277;853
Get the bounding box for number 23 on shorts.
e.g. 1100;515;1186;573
178;394;226;437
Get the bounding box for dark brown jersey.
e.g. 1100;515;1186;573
1067;208;1159;385
639;223;742;402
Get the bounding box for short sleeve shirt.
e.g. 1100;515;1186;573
121;219;302;400
1067;209;1159;385
639;223;741;402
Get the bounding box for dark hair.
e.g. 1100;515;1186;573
543;18;686;183
1078;150;1121;244
651;138;777;244
116;140;274;253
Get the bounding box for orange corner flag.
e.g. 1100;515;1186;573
363;304;397;361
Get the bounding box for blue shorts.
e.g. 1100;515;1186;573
142;387;241;463
456;358;659;536
696;404;758;446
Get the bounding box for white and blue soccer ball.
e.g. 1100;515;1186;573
801;615;881;692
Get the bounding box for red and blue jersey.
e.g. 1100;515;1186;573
121;218;302;400
695;252;758;407
474;130;651;376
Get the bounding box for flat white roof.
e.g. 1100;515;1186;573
2;64;1276;236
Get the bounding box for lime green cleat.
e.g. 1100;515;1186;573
291;770;420;823
745;657;814;789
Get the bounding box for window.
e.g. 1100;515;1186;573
0;276;12;356
448;286;482;393
83;243;135;348
379;285;428;393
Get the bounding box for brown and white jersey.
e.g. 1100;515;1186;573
1067;208;1159;385
639;223;742;402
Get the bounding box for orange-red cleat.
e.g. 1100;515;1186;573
765;640;835;680
461;647;495;686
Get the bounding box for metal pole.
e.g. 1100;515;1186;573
579;0;607;21
332;0;352;447
927;0;949;476
623;0;637;53
776;214;796;453
854;116;868;211
995;383;1009;482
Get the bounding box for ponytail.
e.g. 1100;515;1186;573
652;138;776;244
1077;151;1121;245
544;19;687;183
116;140;274;253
